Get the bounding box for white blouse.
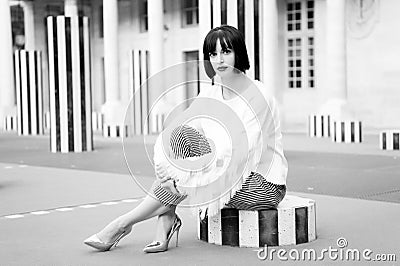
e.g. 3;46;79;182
196;80;288;185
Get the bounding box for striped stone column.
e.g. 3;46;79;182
47;16;93;153
152;113;166;134
129;49;150;135
206;0;261;80
3;116;17;131
92;112;104;132
198;195;316;247
308;114;331;138
380;130;400;150
332;120;362;143
14;50;44;136
102;125;129;138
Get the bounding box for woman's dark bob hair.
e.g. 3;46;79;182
203;25;250;79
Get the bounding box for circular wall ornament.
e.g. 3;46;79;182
347;0;380;39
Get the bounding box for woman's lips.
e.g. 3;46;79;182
217;66;228;71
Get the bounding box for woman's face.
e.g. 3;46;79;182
209;38;235;78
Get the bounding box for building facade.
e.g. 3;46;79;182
1;0;399;133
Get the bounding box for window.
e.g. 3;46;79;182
286;0;315;89
11;5;25;49
181;0;199;27
139;0;148;32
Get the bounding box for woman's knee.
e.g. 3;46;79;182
152;179;179;194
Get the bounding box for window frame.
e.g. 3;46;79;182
181;0;199;28
285;0;315;90
139;0;148;33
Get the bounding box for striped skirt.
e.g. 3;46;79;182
151;180;188;207
225;172;286;210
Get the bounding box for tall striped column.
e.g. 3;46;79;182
14;50;44;136
206;0;261;80
47;16;93;153
129;49;150;135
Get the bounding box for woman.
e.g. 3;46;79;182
84;25;287;253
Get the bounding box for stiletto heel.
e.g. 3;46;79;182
175;228;180;247
84;226;132;252
143;215;182;253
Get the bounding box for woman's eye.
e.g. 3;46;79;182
223;50;231;55
209;52;217;57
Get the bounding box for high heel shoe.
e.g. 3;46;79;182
83;227;132;252
143;215;182;253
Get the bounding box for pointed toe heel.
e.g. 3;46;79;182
84;227;132;252
143;215;182;253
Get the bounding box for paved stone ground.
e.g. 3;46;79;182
0;132;399;265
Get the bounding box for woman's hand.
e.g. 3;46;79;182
155;163;179;182
155;163;180;194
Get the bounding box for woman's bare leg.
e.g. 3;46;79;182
152;207;177;242
96;193;173;242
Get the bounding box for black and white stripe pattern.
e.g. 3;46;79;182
14;50;43;135
102;125;129;138
198;195;316;247
91;112;104;132
3;116;17;131
380;130;400;150
308;114;331;138
129;49;150;135
47;16;93;152
208;0;260;80
170;125;211;159
225;173;286;210
153;183;188;207
152;113;166;134
332;120;362;143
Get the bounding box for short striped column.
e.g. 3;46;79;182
47;16;93;152
92;112;104;132
14;50;44;135
332;120;362;143
198;195;316;247
102;125;129;138
129;49;150;135
308;114;331;138
151;113;166;134
3;116;17;131
380;130;400;150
